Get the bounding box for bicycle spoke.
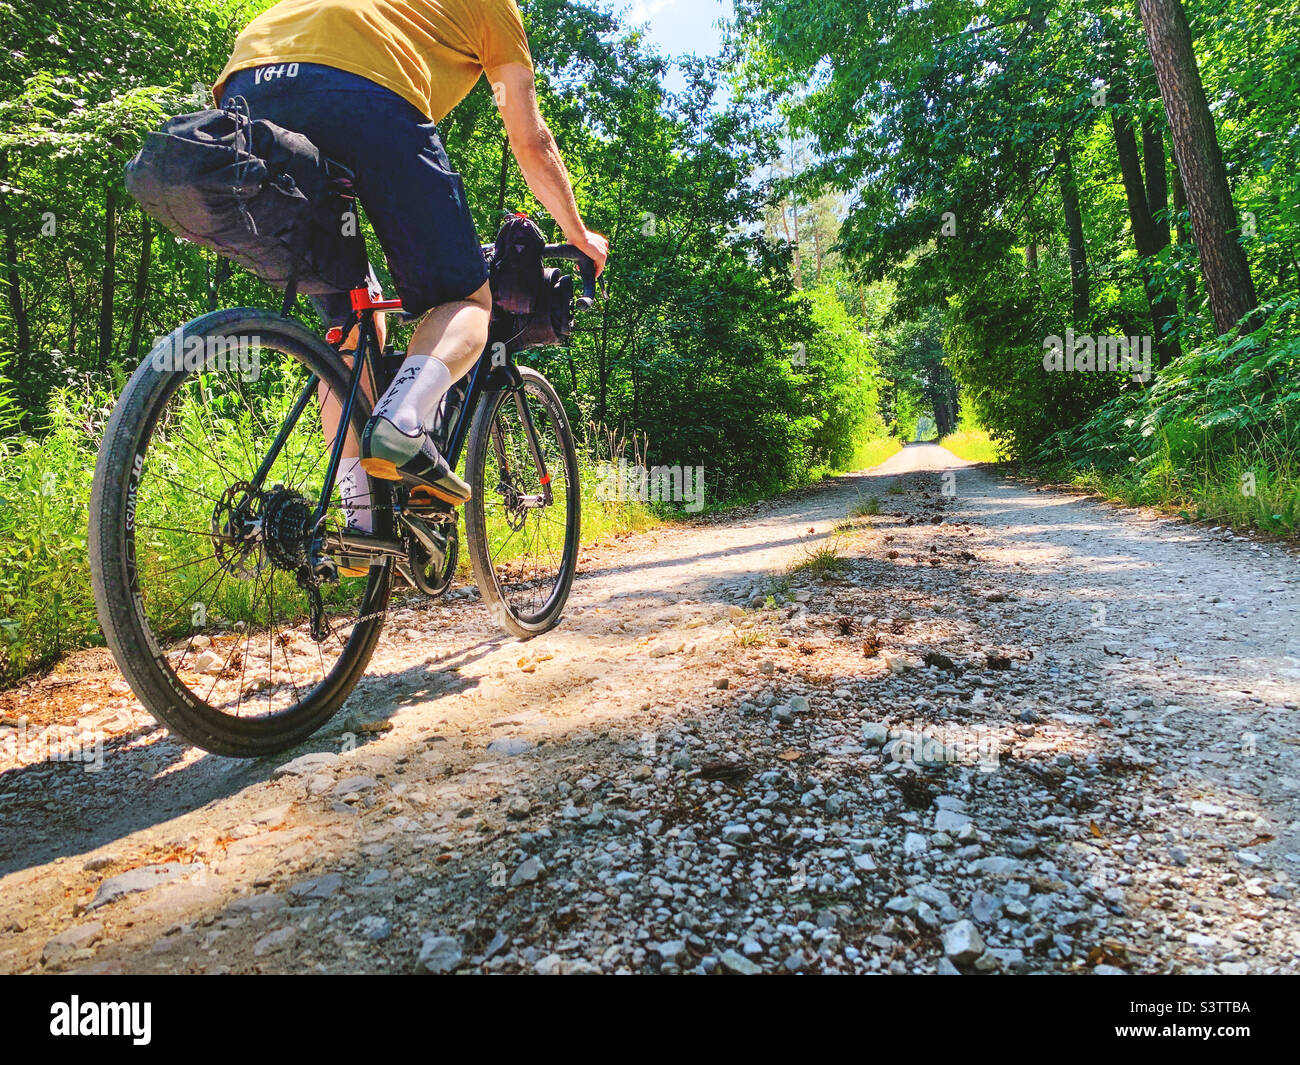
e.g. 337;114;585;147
138;522;236;542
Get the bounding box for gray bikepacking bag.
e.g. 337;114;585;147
124;102;368;295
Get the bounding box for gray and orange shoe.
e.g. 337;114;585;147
359;416;472;506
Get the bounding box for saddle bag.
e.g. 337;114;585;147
124;103;368;295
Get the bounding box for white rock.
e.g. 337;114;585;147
941;920;985;964
41;922;103;966
419;935;463;973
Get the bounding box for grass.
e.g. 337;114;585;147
732;624;769;648
786;536;849;580
1038;438;1300;537
0;385;103;682
845;434;903;472
849;494;881;517
0;400;898;685
940;427;1001;463
0;373;661;687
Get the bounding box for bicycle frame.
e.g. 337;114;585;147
240;282;555;579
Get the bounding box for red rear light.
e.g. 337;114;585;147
326;327;343;344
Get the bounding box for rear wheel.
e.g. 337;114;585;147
89;310;393;757
464;367;580;638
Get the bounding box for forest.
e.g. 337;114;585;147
0;0;1295;681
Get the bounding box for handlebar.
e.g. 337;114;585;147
480;241;601;311
544;244;599;310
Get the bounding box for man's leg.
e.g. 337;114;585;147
360;281;491;501
369;281;490;433
317;334;381;537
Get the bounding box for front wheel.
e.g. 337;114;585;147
464;367;580;638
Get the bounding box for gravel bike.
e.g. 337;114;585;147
89;243;596;757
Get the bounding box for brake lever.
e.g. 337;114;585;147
575;253;599;311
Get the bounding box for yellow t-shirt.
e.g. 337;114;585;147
213;0;532;124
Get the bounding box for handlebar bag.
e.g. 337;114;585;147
492;266;574;350
124;103;368;295
488;212;546;314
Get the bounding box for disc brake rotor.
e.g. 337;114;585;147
211;480;266;579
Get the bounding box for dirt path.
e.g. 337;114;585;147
2;444;1298;974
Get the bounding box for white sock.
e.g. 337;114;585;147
372;355;453;436
337;456;372;533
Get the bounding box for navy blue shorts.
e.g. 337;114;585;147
220;62;488;325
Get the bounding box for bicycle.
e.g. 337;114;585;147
89;239;598;758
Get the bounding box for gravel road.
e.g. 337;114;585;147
2;443;1297;974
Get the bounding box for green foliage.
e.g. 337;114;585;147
734;0;1299;530
1033;299;1300;533
940;428;1002;464
0;377;107;679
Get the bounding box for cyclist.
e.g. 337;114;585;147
213;0;607;524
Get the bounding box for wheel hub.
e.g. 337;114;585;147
495;476;528;531
211;480;265;579
211;482;316;578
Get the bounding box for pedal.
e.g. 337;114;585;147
400;511;445;558
404;487;457;522
312;556;339;582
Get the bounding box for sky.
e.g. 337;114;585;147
623;0;734;91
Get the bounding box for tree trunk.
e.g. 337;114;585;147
2;228;30;381
1170;152;1197;302
1025;242;1038;270
1138;0;1260;334
98;183;118;372
1111;110;1180;365
126;213;152;362
787;140;802;287
1112;112;1161;258
631;351;639;424
0;153;29;383
1056;142;1090;323
63;259;79;358
1142;119;1170;250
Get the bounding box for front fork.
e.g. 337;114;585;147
491;364;553;509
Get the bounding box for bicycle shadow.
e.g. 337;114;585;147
0;633;510;879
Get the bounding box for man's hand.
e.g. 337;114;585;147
567;228;608;276
489;61;607;275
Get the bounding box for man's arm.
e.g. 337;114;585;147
487;61;607;274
